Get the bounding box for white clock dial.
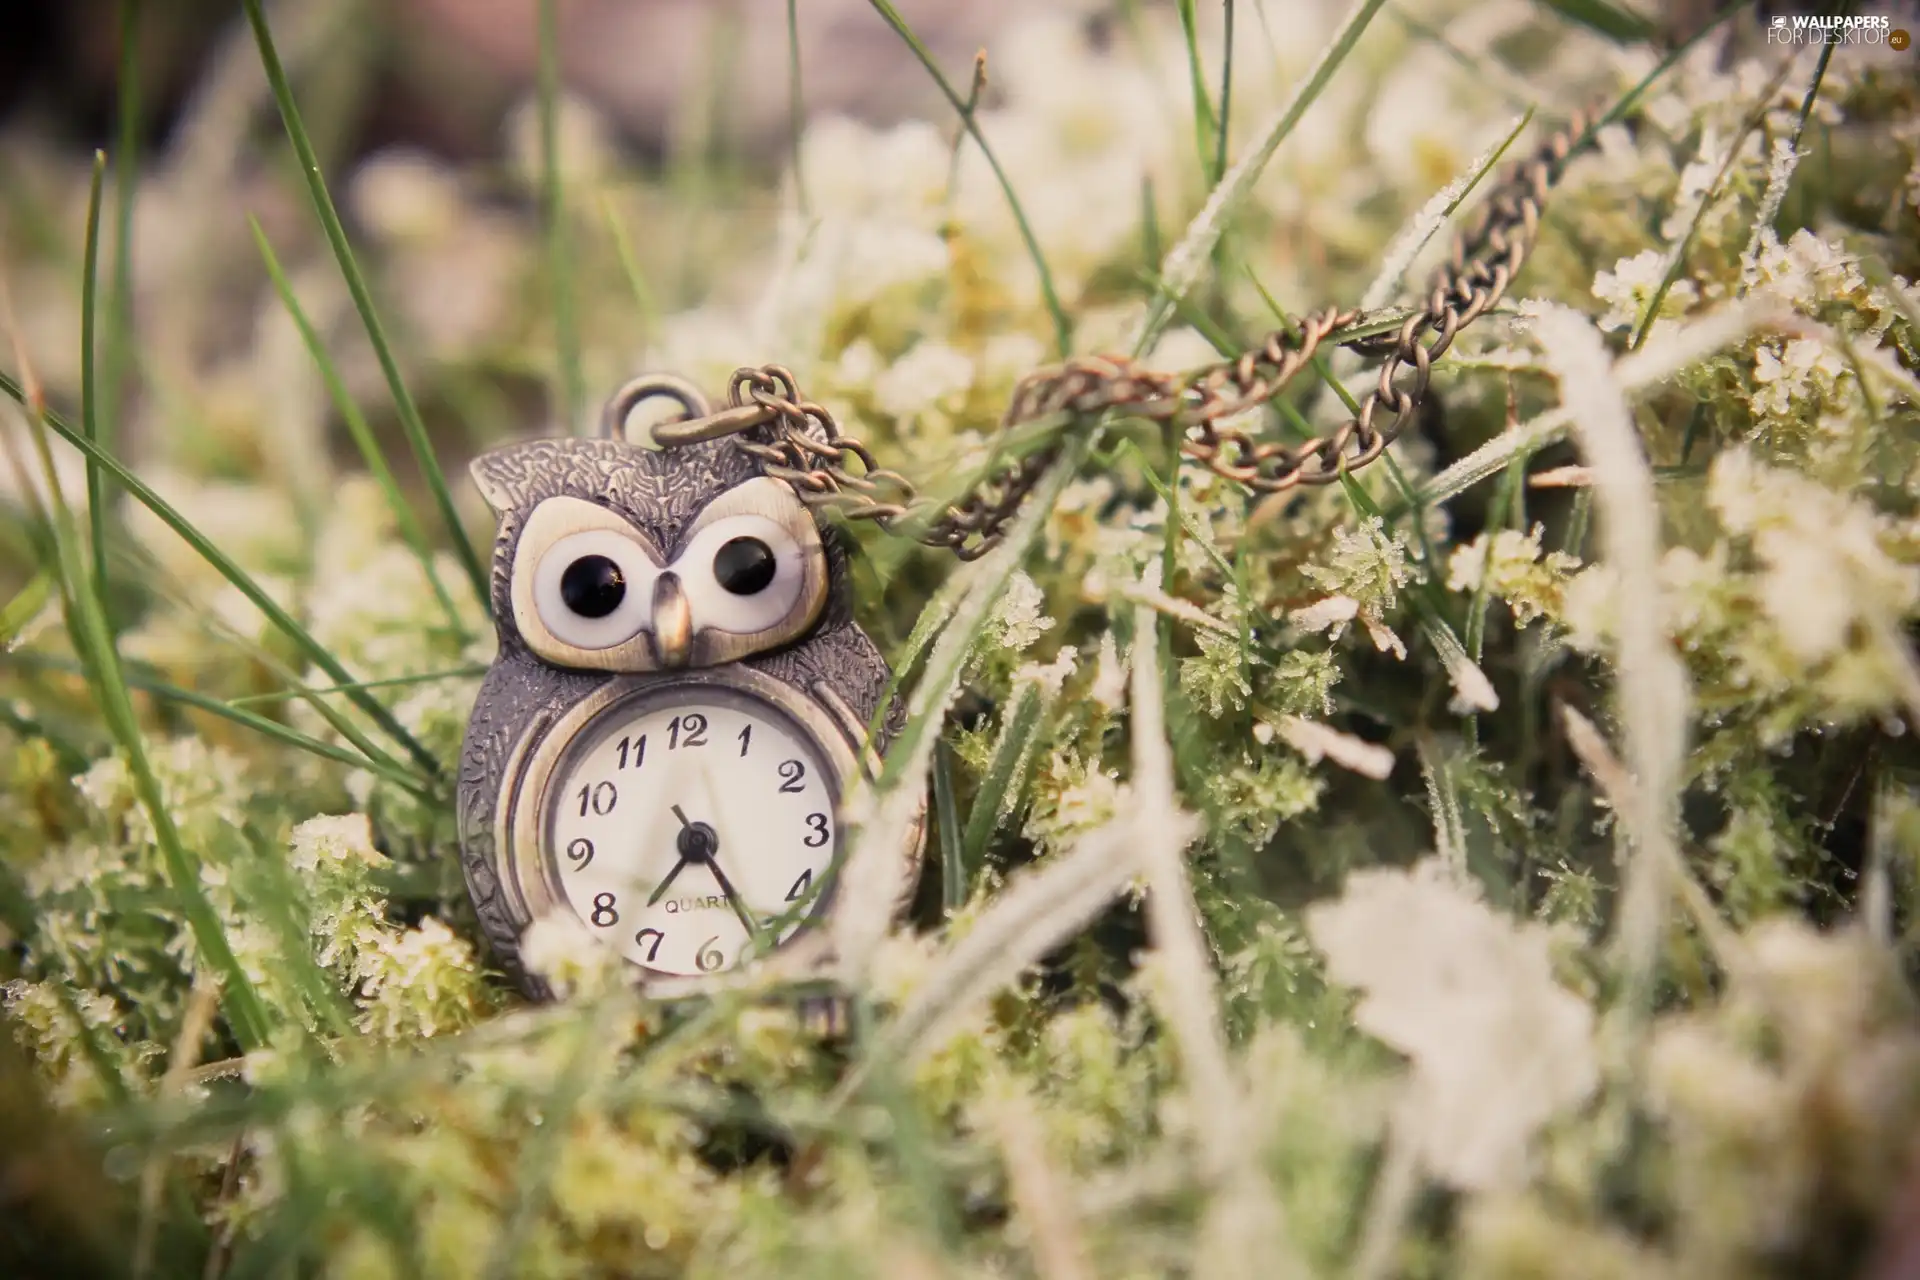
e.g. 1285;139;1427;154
542;687;840;977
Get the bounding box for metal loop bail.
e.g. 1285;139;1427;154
601;374;713;448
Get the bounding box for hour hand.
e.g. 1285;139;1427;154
646;855;691;907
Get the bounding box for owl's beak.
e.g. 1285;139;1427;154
651;574;693;669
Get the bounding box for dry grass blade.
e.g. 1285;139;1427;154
133;976;222;1280
1127;604;1298;1280
834;436;1095;984
1558;703;1736;967
866;817;1140;1069
1412;299;1800;508
984;1077;1097;1280
1360;107;1535;311
1528;305;1689;1020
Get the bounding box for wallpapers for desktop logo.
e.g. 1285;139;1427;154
1766;13;1909;46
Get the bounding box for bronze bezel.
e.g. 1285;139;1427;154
494;665;918;998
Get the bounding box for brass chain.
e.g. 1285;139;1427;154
719;108;1595;560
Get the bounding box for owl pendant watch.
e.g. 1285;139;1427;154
456;375;923;1002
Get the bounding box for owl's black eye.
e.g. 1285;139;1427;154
559;554;627;618
713;537;777;595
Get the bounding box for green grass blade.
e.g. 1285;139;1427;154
79;153;110;609
1176;0;1219;178
157;678;434;798
1465;446;1531;663
0;651;433;797
1;570;52;646
226;666;485;708
1215;0;1236;183
0;373;446;779
844;438;1096;980
1628;56;1796;352
537;0;583;431
184;610;431;791
862;562;970;749
1388;4;1534;110
1128;441;1235;577
239;0;489;612
1134;0;1389;349
959;682;1046;872
598;191;659;337
787;0;810;216
1532;0;1656;43
14;386;272;1054
1567;0;1758;153
250;219;464;635
933;738;965;913
104;0;140;469
866;0;1073;356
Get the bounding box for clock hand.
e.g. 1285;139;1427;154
704;857;764;946
686;765;765;947
647;803;701;906
645;854;691;907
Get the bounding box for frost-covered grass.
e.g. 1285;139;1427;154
3;2;1920;1277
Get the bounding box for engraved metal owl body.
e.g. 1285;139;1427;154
457;401;910;998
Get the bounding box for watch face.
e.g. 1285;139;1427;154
541;683;841;977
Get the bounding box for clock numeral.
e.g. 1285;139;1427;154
785;868;814;902
615;733;647;769
803;813;829;847
565;837;595;869
633;927;665;962
737;724;752;756
669;714;708;750
777;759;807;793
577;781;617;817
590;892;619;927
695;935;726;973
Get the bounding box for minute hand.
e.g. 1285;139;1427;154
706;857;764;945
690;769;765;946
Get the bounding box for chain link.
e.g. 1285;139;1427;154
713;108;1595;560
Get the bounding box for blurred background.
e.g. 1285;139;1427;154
2;0;1049;159
0;0;1117;514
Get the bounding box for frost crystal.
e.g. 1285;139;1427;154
1306;860;1598;1191
987;572;1055;653
1447;525;1581;627
288;814;382;873
1593;249;1697;337
1300;517;1420;639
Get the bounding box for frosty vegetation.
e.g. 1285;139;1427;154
2;2;1919;1277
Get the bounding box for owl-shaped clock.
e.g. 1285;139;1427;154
457;375;924;1001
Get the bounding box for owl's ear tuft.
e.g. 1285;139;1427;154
470;443;544;513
